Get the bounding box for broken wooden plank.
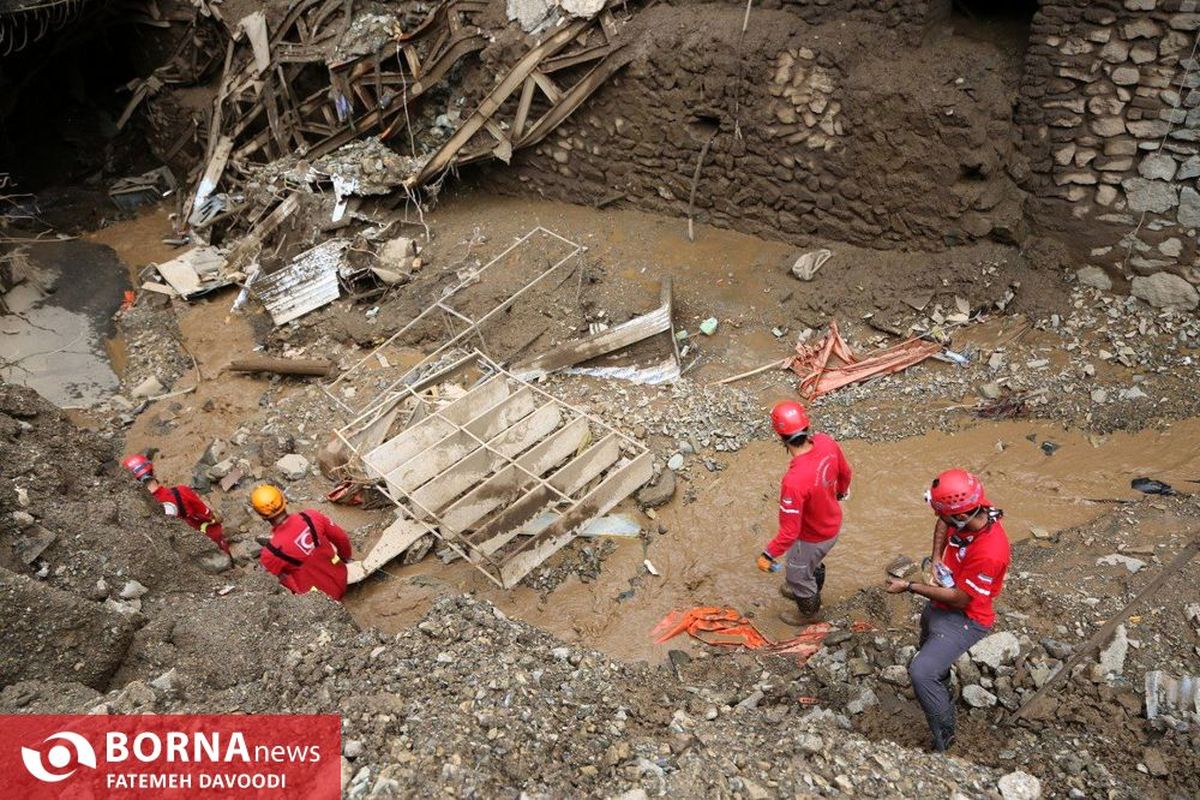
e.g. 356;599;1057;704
498;450;653;588
412;18;589;185
240;11;271;74
153;246;230;298
188;136;234;227
224;194;300;273
228;356;336;377
346;514;431;584
511;278;673;380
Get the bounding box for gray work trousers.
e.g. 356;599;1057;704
785;536;836;600
908;603;990;737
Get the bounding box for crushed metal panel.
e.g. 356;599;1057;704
153;246;231;298
254;240;349;325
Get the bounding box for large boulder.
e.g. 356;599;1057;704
969;631;1021;670
1131;273;1200;310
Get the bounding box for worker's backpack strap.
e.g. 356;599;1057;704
299;512;321;548
263;541;303;567
167;486;184;516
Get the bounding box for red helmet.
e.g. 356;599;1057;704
771;400;810;438
928;469;986;516
122;454;154;482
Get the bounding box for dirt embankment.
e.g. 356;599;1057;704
2;380;1198;798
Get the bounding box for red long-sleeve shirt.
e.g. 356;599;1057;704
152;484;216;531
259;510;352;601
935;519;1010;628
764;434;852;558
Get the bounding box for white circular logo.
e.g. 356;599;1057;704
21;731;97;783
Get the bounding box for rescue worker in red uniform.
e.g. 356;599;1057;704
251;484;352;601
885;469;1011;752
756;400;852;626
122;454;230;554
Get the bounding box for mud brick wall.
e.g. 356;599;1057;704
487;6;1023;252
1017;0;1200;286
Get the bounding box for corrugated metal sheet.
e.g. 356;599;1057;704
253;240;348;325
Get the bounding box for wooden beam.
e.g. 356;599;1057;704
439;373;508;426
548;433;620;496
413;18;588;185
511;278;673;380
511;75;536;141
224;194;300;273
228;356;336;377
1012;535;1200;721
498;451;653;587
531;70;562;102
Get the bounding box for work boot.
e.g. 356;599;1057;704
930;724;956;753
779;583;797;601
779;594;822;626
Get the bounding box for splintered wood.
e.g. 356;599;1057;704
348;354;651;589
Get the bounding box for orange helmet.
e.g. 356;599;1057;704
251;484;287;518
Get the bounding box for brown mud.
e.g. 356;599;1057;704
346;417;1200;662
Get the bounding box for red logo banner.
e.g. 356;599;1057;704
0;715;341;799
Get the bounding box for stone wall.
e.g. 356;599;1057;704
1017;0;1200;307
487;4;1026;252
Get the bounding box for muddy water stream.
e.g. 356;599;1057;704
348;418;1200;662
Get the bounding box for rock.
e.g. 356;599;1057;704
1142;747;1168;778
1029;526;1053;540
1122;178;1178;213
1096;553;1147;573
506;0;552;31
119;580;149;600
1111;66;1141;85
1138;152;1178;181
845;687;878;715
1159;238;1184;258
11;510;35;529
979;382;1002;400
197;551;233;574
666;453;685;471
207;458;235;480
998;770;1043;800
560;0;604;16
1042;638;1073;660
1131;273;1200;310
1076;266;1112;290
881;665;910;687
344;739;364;759
275;453;310;480
1093;624;1129;680
131;376;165;399
637;469;676;509
969;631;1021;670
962;684;998;708
1178;187;1200;226
1178;155;1200;179
1091;389;1108;404
149;668;178;694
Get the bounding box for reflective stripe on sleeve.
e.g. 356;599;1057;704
964;578;991;596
